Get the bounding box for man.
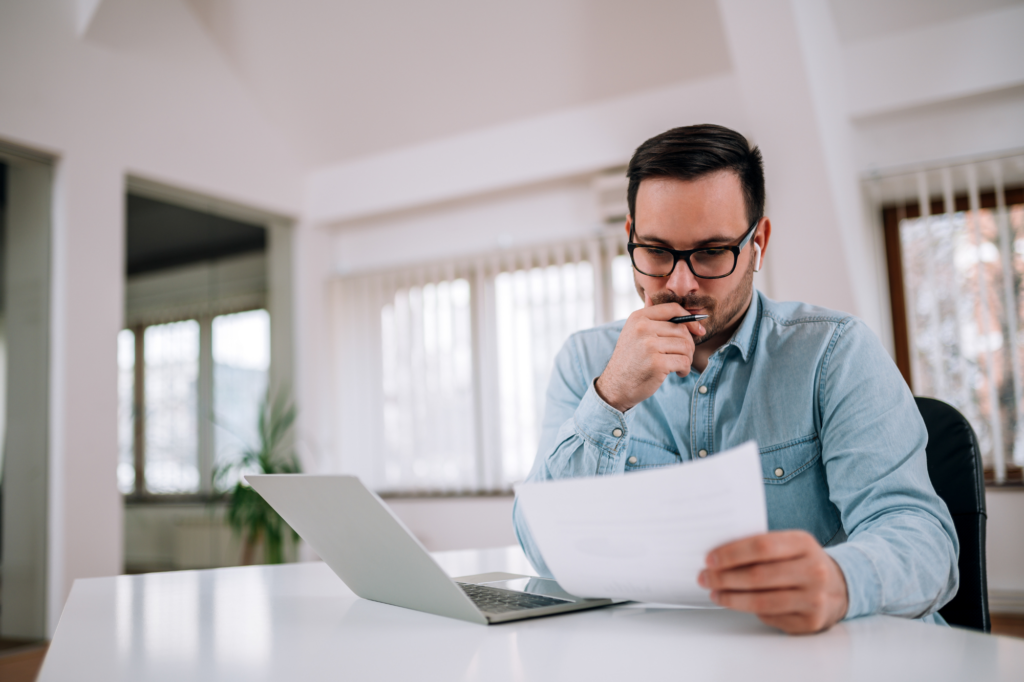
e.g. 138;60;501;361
512;124;958;635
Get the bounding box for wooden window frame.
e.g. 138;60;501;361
882;186;1024;484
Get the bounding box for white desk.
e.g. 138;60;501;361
39;546;1024;681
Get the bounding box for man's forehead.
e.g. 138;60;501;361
633;173;748;244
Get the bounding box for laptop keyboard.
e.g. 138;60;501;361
457;582;573;613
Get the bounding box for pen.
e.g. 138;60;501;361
669;314;709;324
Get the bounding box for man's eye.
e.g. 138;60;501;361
646;247;670;257
701;248;729;257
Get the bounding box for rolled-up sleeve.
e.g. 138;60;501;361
819;320;959;620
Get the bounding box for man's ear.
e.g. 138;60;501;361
624;215;632;238
755;217;772;268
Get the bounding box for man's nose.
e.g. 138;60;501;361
665;261;700;297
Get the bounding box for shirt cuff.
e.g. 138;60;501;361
825;542;883;620
573;379;631;475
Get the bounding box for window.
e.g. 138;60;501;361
144;320;200;493
495;260;595;482
878;154;1024;484
380;279;476;490
117;329;136;493
612;253;645;321
333;235;646;494
213;309;271;488
118;309;271;496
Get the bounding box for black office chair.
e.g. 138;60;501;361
915;397;990;632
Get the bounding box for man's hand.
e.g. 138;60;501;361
698;530;849;635
595;303;705;412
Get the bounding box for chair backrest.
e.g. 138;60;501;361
915;397;990;632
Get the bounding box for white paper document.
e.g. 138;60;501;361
515;441;767;606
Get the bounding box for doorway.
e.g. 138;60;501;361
0;145;54;645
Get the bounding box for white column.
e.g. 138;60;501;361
288;218;333;476
716;0;884;335
267;220;295;401
48;149;124;635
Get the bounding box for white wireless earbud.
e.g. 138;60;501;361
753;243;762;272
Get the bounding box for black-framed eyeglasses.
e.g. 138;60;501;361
627;218;760;279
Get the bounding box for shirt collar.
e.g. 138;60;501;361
721;288;761;363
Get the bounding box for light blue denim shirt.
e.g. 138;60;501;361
513;290;958;623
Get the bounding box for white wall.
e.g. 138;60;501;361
852;87;1024;174
987;490;1024;613
381;498;518;553
121;497;516;571
0;0;300;635
332;177;601;277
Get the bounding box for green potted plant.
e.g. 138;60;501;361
214;390;301;564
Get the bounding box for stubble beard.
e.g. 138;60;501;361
639;252;755;346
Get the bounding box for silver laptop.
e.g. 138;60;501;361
245;474;616;624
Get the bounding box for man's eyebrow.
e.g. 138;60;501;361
634;231;739;249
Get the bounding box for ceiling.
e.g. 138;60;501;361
88;0;1022;171
182;0;732;168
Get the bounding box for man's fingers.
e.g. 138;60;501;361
640;319;693;338
648;336;695;358
639;318;706;341
642;301;687;320
685;320;706;337
654;354;693;377
632;304;707;336
700;558;807;591
710;587;820;616
712;589;839;630
757;613;830;635
707;531;816;570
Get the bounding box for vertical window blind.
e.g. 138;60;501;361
875;152;1024;483
331;234;642;494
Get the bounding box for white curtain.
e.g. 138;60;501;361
329;235;641;493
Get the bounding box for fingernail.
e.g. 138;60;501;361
706;553;717;567
698;324;705;334
709;591;719;603
698;570;707;587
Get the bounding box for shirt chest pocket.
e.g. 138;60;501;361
758;434;841;543
625;438;682;470
760;435;821;483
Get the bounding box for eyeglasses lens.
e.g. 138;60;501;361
633;247;736;278
632;247;675;276
690;249;736;277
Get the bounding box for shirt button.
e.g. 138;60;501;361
698;385;708;394
698;450;708;458
628;456;638;464
774;468;784;477
612;428;623;437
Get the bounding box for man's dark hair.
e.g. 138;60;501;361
626;124;764;227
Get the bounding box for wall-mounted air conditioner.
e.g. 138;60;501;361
592;168;629;225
